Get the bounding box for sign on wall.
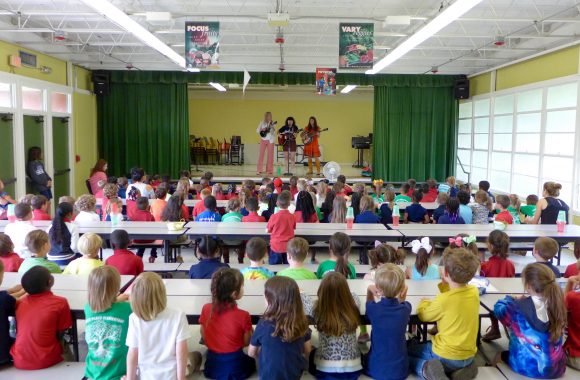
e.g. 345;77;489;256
316;68;337;95
185;22;220;69
338;23;374;69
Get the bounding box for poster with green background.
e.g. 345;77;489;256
339;23;374;69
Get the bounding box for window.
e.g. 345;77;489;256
22;87;44;111
0;83;11;108
50;92;70;113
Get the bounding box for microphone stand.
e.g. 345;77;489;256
284;131;293;176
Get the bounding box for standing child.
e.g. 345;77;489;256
309;272;362;378
470;190;492;225
364;242;406;281
195;195;222;222
277;237;317;280
11;266;72;369
404;190;429;224
131;197;158;262
494;195;514;225
480;230;515;342
407;237;440;280
84;266;132;380
494;263;566;378
105;230;144;276
188;237;229;279
242;197;266;222
355;195;380;224
266;190;296;265
63;233;104;275
241;237;275;280
19;230;61;274
4;203;38;258
437;197;466;225
364;264;411;380
432;192;449;224
31;195;51;221
0;234;23;272
47;202;80;265
248;276;311;380
125;272;192;380
198;268;256;379
317;232;356;279
409;248;480;379
564;274;580;369
533;237;562;277
74;195;101;222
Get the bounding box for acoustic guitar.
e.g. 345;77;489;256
278;128;302;145
300;128;329;145
259;121;277;137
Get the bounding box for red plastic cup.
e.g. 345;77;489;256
557;221;565;233
393;215;400;227
346;218;354;229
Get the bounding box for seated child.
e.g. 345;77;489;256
404;190;429;224
565;256;579;278
131;197;158;262
74;194;101;222
104;197;124;222
364;242;406;281
47;202;80;265
0;179;16;220
0;259;23;365
470;190;492;225
422;179;438;203
220;198;244;263
294;190;319;223
193;189;211;216
31;195;51;221
479;180;495;202
126;187;141;221
84;266;132;380
58;196;75;207
195;195;221;222
243;197;266;222
266;190;296;265
19;230;61;274
212;183;226;201
241;237;275;280
63;233;104;275
355;195;380;224
520;194;538;218
533;237;561;277
565;274;580;370
494;263;566;378
150;186;168;222
432;192;449;224
495;197;514;225
438;176;458;197
125;272;192;380
0;234;24;272
394;183;411;203
105;229;144;276
197;268;255;379
277;237;317;280
101;184;119;221
188;237;229;279
4;203;38;258
437;197;465;225
507;194;522;224
117;177;128;199
364;264;411;380
409;248;480;379
379;190;395;226
406;179;417;197
407;237;440;280
317;232;356;279
222;198;243;222
457;191;473;224
11;266;72;369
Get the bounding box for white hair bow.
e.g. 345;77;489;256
410;237;432;254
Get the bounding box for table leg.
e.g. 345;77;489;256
70;314;79;362
557;243;562;266
164;240;171;263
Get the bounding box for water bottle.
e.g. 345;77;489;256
392;204;400;226
557;210;566;233
346;207;354;229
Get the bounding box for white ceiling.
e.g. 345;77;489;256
0;0;579;75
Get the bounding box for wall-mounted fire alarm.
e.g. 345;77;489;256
9;55;21;68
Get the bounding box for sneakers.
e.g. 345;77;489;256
481;326;501;342
450;361;478;380
423;360;448;380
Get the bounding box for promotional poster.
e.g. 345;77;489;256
338;23;374;69
316;68;337;95
185;22;220;69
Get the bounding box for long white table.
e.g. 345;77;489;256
0;272;134;292
0;220;52;233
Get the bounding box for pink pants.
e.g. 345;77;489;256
257;140;274;174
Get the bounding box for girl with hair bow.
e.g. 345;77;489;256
406;237;440;281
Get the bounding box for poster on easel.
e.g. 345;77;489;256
185;22;220;69
338;23;374;69
315;68;337;95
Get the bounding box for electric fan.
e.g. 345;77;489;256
323;161;341;182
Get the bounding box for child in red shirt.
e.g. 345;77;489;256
196;268;255;378
565;254;579;278
242;197;266;223
31;195;51;221
0;234;23;272
481;230;515;342
131;197;158;262
266;191;296;265
273;178;283;194
105;229;144;276
192;188;211;218
494;195;513;225
212;183;226;201
421;179;438;203
564;274;580;369
11;266;72;369
126;187;140;221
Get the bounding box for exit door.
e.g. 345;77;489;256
23;115;45;194
0;113;15;196
52;117;70;201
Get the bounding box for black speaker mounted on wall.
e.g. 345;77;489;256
454;76;470;100
92;71;110;96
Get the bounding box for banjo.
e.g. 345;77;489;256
300;128;329;145
259;121;277;138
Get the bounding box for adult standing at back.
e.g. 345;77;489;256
26;146;52;200
89;159;108;197
127;168;154;199
525;182;569;224
256;111;276;175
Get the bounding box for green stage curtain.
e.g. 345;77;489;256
97;82;189;177
372;85;458;182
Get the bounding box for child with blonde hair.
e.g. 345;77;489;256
354;195;380;224
329;196;347;223
125;272;192;380
63;233;104;275
379;189;395;226
533;237;561;277
277;237;317;280
75;194;101;222
84;266;132;379
19;230;61;274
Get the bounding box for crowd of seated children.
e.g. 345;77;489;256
31;195;51;221
0;234;23;272
74;194;100;222
4;203;38;258
241;237;275;280
62;233;104;275
188;237;228;279
105;229;143;276
19;230;61;274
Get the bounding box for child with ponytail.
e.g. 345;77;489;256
364;242;406;281
437;197;465;224
316;232;356;279
494;263;567;378
406;237;440;280
47;202;80;265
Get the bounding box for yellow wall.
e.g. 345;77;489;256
0;40;68;85
75;66;93;91
469;72;491;97
72;92;98;197
188;90;374;163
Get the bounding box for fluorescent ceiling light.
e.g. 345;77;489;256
341;85;357;94
209;82;227;92
186;67;200;73
367;0;482;74
80;0;186;69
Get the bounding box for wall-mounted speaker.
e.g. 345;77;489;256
92;71;110;96
454;77;470;100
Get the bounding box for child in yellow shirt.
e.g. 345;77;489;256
408;247;480;380
62;233;104;275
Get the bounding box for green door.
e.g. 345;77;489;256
0;114;15;196
23;115;45;194
52;117;70;201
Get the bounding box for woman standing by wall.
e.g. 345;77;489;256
89;159;108;197
27;146;52;200
256;111;276;175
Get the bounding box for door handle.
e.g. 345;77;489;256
54;169;71;176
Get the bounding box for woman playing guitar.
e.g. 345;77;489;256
256;111;276;175
278;116;300;174
303;116;323;175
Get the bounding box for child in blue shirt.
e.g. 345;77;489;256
379;190;395;226
188;237;229;279
355;195;380;224
364;264;411;380
432;192;448;224
404;190;429;224
438;198;465;225
195;195;222;222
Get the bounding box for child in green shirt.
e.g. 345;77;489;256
221;198;244;264
316;232;356;279
18;230;61;274
394;183;412;203
277;237;317;280
520;194;538;218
